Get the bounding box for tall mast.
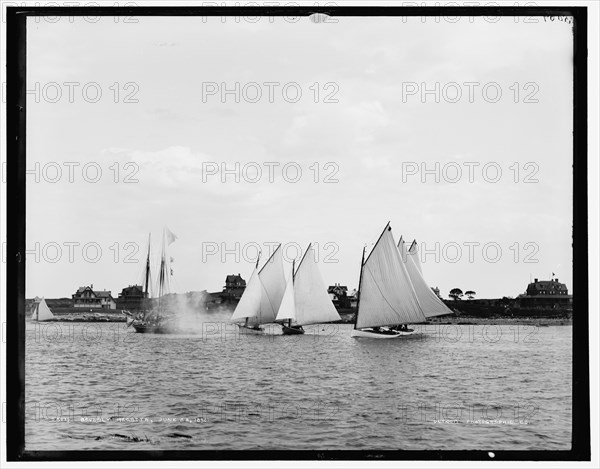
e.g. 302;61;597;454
353;245;366;330
144;232;151;297
354;222;390;329
258;244;281;275
295;243;312;275
289;258;296;328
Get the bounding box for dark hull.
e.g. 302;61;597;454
133;324;179;334
236;324;265;335
281;324;304;335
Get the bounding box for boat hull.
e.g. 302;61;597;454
236;324;265;335
281;324;305;335
351;328;415;339
133;324;179;334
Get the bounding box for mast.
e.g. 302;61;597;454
355;222;390;329
250;251;261;328
353;245;366;330
289;258;296;327
144;232;151;298
258;244;281;275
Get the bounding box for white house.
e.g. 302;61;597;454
72;285;117;309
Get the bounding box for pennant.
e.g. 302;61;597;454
165;227;178;246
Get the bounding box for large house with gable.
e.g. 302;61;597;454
72;285;117;309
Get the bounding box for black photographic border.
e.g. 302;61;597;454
5;5;590;462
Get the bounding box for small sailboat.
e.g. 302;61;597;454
351;223;426;339
32;298;55;322
275;244;341;335
230;244;286;334
400;238;454;318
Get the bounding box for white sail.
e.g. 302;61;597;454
293;245;341;326
406;242;453;318
230;267;263;323
275;267;296;322
356;226;426;329
408;240;423;274
257;245;286;324
398;236;408;263
35;298;55;322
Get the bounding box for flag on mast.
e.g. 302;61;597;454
165;227;178;245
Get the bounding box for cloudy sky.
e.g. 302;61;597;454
25;13;574;299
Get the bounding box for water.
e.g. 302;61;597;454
25;322;572;451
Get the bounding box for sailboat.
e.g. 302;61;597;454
399;238;454;318
275;244;341;335
32;298;55;322
230;244;286;334
132;227;178;333
351;223;427;339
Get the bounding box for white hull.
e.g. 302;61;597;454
236;324;265;335
351;328;415;339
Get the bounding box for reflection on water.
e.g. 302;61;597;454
25;322;572;450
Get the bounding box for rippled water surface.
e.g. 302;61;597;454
25;322;572;451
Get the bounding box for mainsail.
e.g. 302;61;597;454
405;240;453;318
407;239;423;274
257;244;286;325
230;265;263;324
231;245;286;326
275;264;296;322
35;298;55;322
275;244;341;326
355;224;426;329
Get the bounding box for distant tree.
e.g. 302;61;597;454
465;290;476;300
449;288;463;301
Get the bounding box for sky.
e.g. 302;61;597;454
24;13;575;299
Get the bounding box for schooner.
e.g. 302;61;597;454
129;227;179;333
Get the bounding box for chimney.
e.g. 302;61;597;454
555;278;559;282
91;283;94;289
534;278;538;283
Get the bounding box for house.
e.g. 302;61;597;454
220;274;246;302
328;283;350;308
517;278;572;308
432;286;441;299
116;285;147;310
347;288;358;308
72;285;116;309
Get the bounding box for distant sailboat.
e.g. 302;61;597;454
32;298;55;322
399;239;454;318
351;223;426;339
275;244;341;335
230;244;286;334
